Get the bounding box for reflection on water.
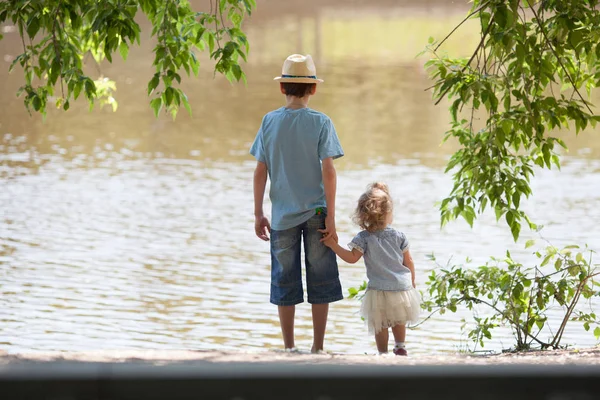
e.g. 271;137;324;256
1;1;599;354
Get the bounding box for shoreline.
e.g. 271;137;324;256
2;346;600;366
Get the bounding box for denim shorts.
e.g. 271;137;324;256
270;210;343;306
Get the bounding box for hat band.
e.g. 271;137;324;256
281;74;318;79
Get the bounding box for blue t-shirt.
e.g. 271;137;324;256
349;227;412;291
250;107;344;230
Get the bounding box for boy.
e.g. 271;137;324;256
250;54;344;353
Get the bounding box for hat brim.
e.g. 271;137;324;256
274;76;324;83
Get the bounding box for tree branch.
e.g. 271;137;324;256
434;12;495;106
529;3;594;114
464;295;550;348
434;1;490;52
408;308;441;329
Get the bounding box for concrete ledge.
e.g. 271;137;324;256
1;350;600;400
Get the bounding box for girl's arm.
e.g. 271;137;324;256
320;233;363;264
403;249;416;288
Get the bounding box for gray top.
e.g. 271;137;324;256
349;227;412;291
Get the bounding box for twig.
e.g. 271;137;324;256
218;0;233;41
409;308;441;329
213;0;222;49
434;1;490;52
552;281;583;348
434;12;495;106
529;4;594;114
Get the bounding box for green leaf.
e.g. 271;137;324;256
232;64;242;81
164;87;174;106
119;41;129;61
541;254;552;267
502;120;512;135
594;326;600;339
495;207;504;222
84;79;96;100
207;32;215;54
230;11;242;27
74;82;82;100
32;96;41;111
516;43;525;63
188;55;198;77
150;97;163;117
536;320;544;330
147;75;159;95
180;91;192;116
512;192;520;209
510;221;521;242
26;16;40;38
525;239;535;249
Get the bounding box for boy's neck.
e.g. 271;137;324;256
285;95;310;110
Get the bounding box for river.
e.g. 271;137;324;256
1;0;599;355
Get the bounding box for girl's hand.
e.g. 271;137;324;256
319;214;338;243
318;229;337;248
412;279;416;288
255;215;271;241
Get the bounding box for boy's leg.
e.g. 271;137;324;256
303;210;343;352
311;303;328;353
375;328;389;353
278;305;296;349
270;225;304;349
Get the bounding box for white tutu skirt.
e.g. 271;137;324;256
360;288;421;335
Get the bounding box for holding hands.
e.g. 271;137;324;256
319;214;338;246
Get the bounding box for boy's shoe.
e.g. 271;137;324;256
393;347;408;356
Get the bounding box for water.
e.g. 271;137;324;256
1;1;599;355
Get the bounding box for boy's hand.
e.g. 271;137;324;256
318;229;337;248
319;214;338;243
255;215;271;241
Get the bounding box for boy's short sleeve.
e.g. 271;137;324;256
249;119;266;163
318;118;344;161
348;232;367;254
397;231;410;253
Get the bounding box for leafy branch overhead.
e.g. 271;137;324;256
0;0;255;118
424;0;600;240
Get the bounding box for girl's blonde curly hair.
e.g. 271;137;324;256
353;182;393;233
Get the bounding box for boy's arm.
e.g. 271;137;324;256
403;249;416;288
320;234;363;264
321;157;337;242
254;161;270;241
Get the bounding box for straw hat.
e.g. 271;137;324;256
274;54;324;83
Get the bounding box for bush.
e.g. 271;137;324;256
422;241;600;351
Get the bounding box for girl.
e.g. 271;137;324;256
320;182;420;355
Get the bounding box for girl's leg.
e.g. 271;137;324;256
391;324;406;343
375;328;389;353
391;324;408;355
278;305;296;349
